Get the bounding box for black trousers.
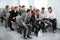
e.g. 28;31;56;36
31;22;39;34
38;21;46;33
8;19;14;30
31;21;45;34
49;19;57;30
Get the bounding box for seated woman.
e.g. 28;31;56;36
47;7;57;33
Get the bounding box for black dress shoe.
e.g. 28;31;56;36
27;36;32;39
35;34;38;37
10;28;14;31
23;36;28;39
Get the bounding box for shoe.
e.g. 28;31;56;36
45;30;47;32
23;36;28;39
35;34;38;37
11;28;14;31
27;36;32;39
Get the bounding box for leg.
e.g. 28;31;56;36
26;24;32;38
8;20;14;30
41;22;46;33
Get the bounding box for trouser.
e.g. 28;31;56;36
19;24;32;37
5;18;8;28
8;20;14;30
0;16;4;24
49;19;57;30
44;21;52;29
31;22;39;34
38;21;46;33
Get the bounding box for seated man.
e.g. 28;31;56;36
18;9;32;39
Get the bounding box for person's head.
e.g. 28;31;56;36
5;5;9;9
19;5;21;9
30;5;33;10
26;9;31;15
36;9;40;14
14;6;18;11
11;6;14;11
22;5;25;10
41;7;45;13
48;7;52;13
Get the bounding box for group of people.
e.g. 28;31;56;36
0;5;57;39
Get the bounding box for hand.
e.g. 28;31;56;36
23;22;26;26
36;19;39;21
39;21;41;24
11;21;14;23
13;17;15;19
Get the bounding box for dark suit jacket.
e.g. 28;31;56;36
9;10;18;22
30;13;39;23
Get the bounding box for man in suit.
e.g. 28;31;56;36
8;6;18;30
2;5;10;28
18;9;32;39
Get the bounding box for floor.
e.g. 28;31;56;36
0;22;60;40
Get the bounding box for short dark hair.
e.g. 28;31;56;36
22;5;25;8
30;5;32;7
48;7;52;9
19;5;21;7
6;5;9;8
41;7;45;10
27;9;31;13
15;6;18;9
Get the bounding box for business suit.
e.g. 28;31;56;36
8;10;18;30
18;13;32;38
2;9;10;28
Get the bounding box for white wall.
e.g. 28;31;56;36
47;0;60;28
0;0;19;8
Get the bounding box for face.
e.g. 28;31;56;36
48;9;52;13
15;7;18;11
30;6;32;10
11;6;14;10
42;9;45;13
28;11;32;15
19;6;21;9
6;7;9;9
22;7;25;10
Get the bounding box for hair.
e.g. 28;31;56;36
41;7;45;10
48;7;52;9
19;5;21;7
48;7;52;12
6;5;9;8
27;9;31;13
22;5;25;8
14;6;18;9
30;5;32;7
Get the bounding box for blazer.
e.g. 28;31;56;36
30;13;39;23
18;13;31;26
9;10;18;22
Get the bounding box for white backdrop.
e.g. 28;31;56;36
0;0;19;8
